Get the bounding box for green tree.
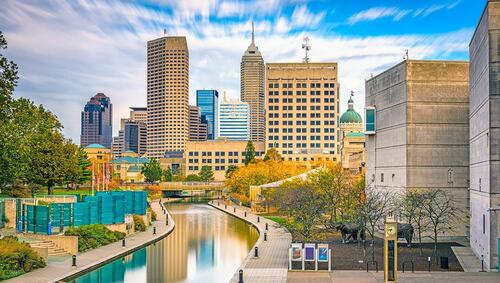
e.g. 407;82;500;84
66;147;92;187
163;167;173;182
244;141;256;165
186;174;202;181
141;159;162;183
0;31;19;114
199;165;214;181
225;165;238;178
263;148;282;162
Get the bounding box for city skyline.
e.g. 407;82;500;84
0;0;483;142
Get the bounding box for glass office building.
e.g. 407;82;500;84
196;90;219;140
218;99;249;141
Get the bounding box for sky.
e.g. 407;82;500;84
0;0;485;143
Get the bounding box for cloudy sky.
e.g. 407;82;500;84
0;0;484;143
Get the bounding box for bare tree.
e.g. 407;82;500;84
356;189;392;262
423;189;461;264
401;189;431;254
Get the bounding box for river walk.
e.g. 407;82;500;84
6;199;175;283
208;200;292;283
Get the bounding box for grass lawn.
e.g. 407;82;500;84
36;187;94;196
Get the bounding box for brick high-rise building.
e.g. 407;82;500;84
80;93;112;148
188;105;207;141
266;62;339;162
147;36;189;158
241;22;265;142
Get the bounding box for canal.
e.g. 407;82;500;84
69;202;259;283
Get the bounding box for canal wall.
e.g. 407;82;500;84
5;199;175;283
208;200;291;283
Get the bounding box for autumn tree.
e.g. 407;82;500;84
163;167;173;182
199;165;214;181
225;165;238;178
263;148;282;162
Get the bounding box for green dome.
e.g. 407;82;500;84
85;143;106;149
340;97;362;124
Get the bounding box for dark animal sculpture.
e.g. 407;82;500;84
335;222;365;243
397;223;414;247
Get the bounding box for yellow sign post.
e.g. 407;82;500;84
384;215;398;283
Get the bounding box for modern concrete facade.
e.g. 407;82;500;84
365;60;470;238
196;89;218;140
241;22;265;142
185;139;265;180
217;97;249;141
147;36;189;158
188;105;208;141
80;93;112;148
469;0;500;271
266;62;340;162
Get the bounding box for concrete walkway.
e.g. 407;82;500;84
288;270;500;283
451;246;484;272
208;200;292;283
6;199;175;283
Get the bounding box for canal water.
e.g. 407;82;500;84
69;203;259;283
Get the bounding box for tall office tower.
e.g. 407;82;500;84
218;95;249;141
365;60;469;238
147;36;189;159
469;0;500;271
196;90;218;139
112;107;147;158
80;93;112;148
266;62;339;162
188;105;207;141
241;22;265;142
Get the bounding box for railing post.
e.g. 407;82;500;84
265;223;268;230
72;255;77;267
238;269;244;283
244;211;247;217
480;254;484;272
122;238;126;247
234;208;236;213
254;246;258;257
257;216;260;223
428;257;431;272
264;232;267;241
153;226;156;235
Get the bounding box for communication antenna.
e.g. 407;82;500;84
163;28;167;36
302;37;311;63
403;49;409;60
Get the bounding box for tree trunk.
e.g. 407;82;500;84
48;184;53;195
434;228;438;264
418;225;423;255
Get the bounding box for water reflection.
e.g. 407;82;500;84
70;203;258;283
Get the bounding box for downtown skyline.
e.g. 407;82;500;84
0;0;484;142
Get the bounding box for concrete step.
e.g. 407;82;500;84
28;240;69;257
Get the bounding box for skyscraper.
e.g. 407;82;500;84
188;105;207;141
217;95;249;141
147;36;189;159
266;62;339;162
80;93;112;148
196;90;218;140
112;107;147;158
241;22;265;142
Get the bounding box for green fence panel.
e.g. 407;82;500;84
74;202;90;226
0;201;5;228
113;194;125;223
35;206;50;234
26;205;35;233
84;196;100;224
134;191;147;215
16;199;23;232
100;195;115;225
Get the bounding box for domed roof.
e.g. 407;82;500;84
340;97;362;124
85;143;106;149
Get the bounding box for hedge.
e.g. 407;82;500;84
133;215;146;232
64;224;125;252
0;236;46;280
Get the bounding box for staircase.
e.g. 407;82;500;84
28;240;69;257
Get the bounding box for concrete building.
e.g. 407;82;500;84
217;96;249;141
185;138;265;180
110;151;150;183
241;22;265;142
147;36;189;158
80;93;112;148
365;60;470;238
112;107;147;158
188;105;208;141
469;0;500;271
266;62;340;162
196;90;218;140
340;95;365;171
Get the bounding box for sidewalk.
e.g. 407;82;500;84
209;200;292;283
6;199;175;283
288;270;500;283
451;246;483;272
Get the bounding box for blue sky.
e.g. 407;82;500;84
0;0;485;143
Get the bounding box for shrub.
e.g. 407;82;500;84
0;236;46;280
64;224;125;252
133;215;146;232
148;207;157;222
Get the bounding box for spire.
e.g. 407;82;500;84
223;91;227;102
251;21;255;45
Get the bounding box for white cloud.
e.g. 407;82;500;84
347;7;410;25
0;0;471;143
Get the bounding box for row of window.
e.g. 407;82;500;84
188;158;244;164
268;90;335;96
267;120;336;126
268;143;336;149
188;166;226;171
268;83;336;89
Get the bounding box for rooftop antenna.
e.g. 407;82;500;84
403;49;409;60
251;21;255;45
302;37;311;63
163;28;167;36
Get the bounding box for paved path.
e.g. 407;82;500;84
6;199;175;283
208;200;292;283
288;270;500;283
